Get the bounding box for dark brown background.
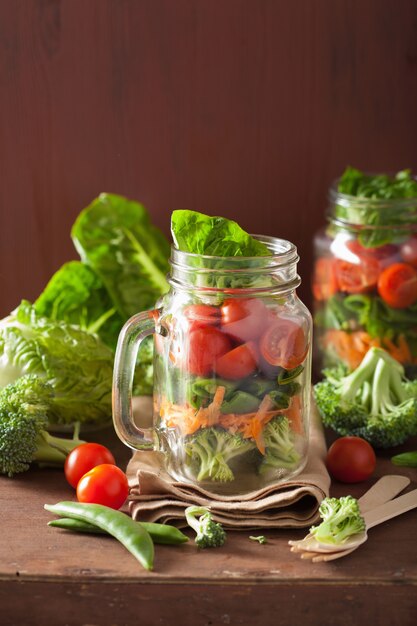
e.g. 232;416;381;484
1;0;417;315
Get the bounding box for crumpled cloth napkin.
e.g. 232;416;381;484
126;400;330;529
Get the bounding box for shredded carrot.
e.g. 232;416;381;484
322;329;417;367
286;395;304;435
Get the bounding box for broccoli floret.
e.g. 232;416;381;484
314;347;417;448
185;505;226;548
184;427;255;482
0;375;84;476
259;416;300;475
310;496;366;545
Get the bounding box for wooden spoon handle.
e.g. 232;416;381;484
364;489;417;529
358;475;410;513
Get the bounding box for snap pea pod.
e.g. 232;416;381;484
391;451;417;467
48;516;189;545
45;501;154;571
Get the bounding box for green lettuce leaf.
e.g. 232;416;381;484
0;301;113;425
34;261;124;350
72;193;170;318
171;209;270;257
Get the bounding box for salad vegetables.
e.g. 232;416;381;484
155;211;310;486
309;495;366;545
313;167;417;372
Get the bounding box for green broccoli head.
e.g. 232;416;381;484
259;416;300;476
314;347;417;448
0;375;84;477
184;427;255;483
310;495;366;545
185;506;226;549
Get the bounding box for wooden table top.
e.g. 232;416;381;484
1;426;416;626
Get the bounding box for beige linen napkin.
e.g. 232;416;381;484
126;400;330;530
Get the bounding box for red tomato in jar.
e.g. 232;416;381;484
183;304;220;332
260;317;308;370
400;236;417;268
76;464;129;510
221;298;270;342
215;342;257;380
312;258;339;300
377;262;417;309
345;239;399;264
334;257;380;294
187;326;232;376
326;437;376;483
64;443;116;488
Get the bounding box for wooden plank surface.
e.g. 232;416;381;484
1;427;417;625
1;0;417;315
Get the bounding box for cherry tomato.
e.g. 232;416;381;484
312;258;338;301
377;262;417;309
345;239;399;263
215;342;257;380
260;318;308;370
334;256;380;294
64;443;116;488
183;304;220;332
326;437;376;483
187;327;232;376
400;236;417;268
221;298;270;342
76;464;129;510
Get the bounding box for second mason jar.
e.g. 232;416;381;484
113;236;312;495
313;174;417;376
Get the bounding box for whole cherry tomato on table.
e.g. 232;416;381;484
76;464;129;510
64;443;116;488
377;262;417;309
260;317;308;370
326;437;376;483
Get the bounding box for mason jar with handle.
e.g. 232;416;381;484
113;236;312;495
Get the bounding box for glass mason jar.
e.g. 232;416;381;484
113;236;312;495
313;182;417;376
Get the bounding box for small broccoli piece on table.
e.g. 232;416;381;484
184;427;254;482
310;495;366;545
259;416;300;475
0;375;84;477
314;347;417;448
185;505;226;549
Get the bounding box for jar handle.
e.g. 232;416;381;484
112;310;159;451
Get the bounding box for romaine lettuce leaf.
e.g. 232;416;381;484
34;261;124;350
171;209;270;257
72;193;170;318
0;301;113;425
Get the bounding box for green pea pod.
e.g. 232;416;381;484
45;501;154;570
48;516;189;545
391;451;417;467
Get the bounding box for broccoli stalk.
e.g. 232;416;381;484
185;428;255;482
259;416;300;475
185;505;226;548
0;375;84;477
314;347;417;448
310;496;366;545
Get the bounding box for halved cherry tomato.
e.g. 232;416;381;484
260;318;308;369
377;262;417;309
215;342;257;380
334;256;380;294
183;304;220;332
76;464;129;510
312;258;338;301
221;298;270;342
401;236;417;268
187;327;232;376
64;443;116;488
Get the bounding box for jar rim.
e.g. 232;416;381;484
170;234;299;267
328;177;417;210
